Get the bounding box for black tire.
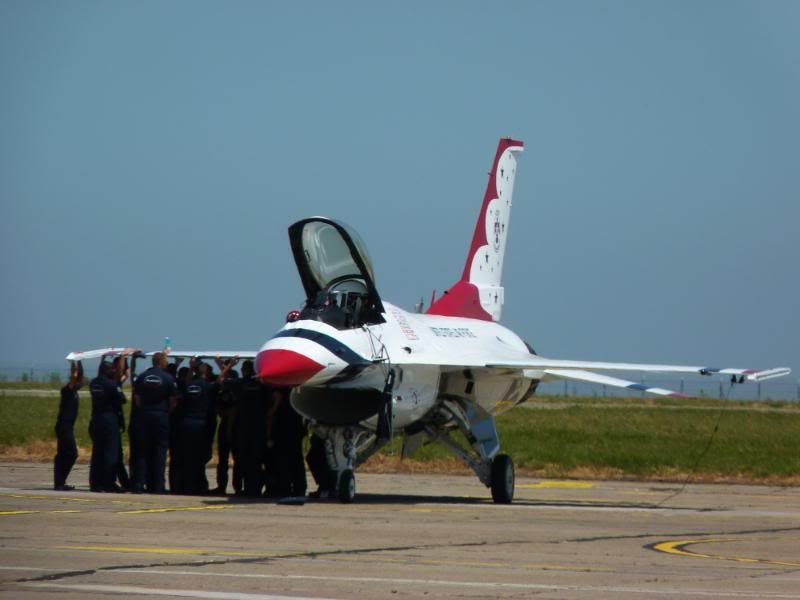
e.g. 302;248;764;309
338;469;356;503
490;454;514;504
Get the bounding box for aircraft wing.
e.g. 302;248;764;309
65;347;142;361
486;356;791;383
543;368;690;398
65;348;257;361
161;350;257;360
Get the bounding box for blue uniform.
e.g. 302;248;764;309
54;384;79;488
228;376;269;497
214;384;240;494
133;367;176;493
88;374;124;491
271;395;307;497
177;378;216;494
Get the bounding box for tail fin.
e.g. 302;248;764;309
427;138;524;321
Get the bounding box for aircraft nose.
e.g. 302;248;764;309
256;348;325;387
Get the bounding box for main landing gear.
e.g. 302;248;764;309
490;454;515;504
425;399;516;504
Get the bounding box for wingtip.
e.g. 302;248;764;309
746;368;792;382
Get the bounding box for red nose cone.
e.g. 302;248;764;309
256;349;324;387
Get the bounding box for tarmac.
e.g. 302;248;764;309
0;461;798;599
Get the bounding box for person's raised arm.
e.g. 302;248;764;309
217;355;239;384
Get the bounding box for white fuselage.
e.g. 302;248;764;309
258;302;538;430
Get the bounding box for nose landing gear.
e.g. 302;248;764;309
338;469;356;503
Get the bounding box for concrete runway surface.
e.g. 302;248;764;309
0;462;798;599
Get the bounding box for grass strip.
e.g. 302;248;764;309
1;391;798;484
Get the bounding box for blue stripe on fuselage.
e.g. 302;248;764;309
273;328;370;366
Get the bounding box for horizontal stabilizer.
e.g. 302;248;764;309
544;368;689;398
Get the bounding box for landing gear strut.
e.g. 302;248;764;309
425;400;516;504
338;469;356;503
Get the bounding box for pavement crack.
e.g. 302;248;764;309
12;538;529;585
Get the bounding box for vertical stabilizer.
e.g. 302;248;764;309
427;138;524;321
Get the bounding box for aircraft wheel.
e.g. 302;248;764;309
490;454;514;504
338;469;356;503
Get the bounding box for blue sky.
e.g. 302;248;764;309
1;1;797;389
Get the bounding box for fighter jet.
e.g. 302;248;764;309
69;138;790;504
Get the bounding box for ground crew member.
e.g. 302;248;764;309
175;360;221;494
132;352;177;493
227;360;269;497
54;360;83;491
88;360;124;492
212;363;240;495
126;353;143;493
112;355;132;491
306;433;335;498
270;388;307;497
203;363;219;491
168;365;190;493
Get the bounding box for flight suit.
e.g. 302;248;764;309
88;374;123;491
204;380;219;490
177;377;214;494
133;367;176;493
306;433;335;497
271;394;307;497
54;384;79;489
230;376;269;497
168;380;185;494
127;400;141;490
215;383;240;494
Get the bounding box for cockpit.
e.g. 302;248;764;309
289;218;385;330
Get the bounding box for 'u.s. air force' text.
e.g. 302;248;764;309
429;327;477;338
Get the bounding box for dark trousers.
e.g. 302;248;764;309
216;415;241;493
273;435;307;497
134;410;169;493
116;443;130;489
54;422;78;488
306;434;334;492
179;418;209;494
89;413;120;491
168;415;182;493
128;412;140;489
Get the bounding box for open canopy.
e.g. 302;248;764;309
289;217;385;328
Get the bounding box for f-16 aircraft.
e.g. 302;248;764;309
69;138;790;504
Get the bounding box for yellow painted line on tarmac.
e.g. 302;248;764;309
518;481;594;489
117;505;236;515
58;545;273;558
0;509;83;516
1;493;94;503
0;492;150;506
653;538;800;568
